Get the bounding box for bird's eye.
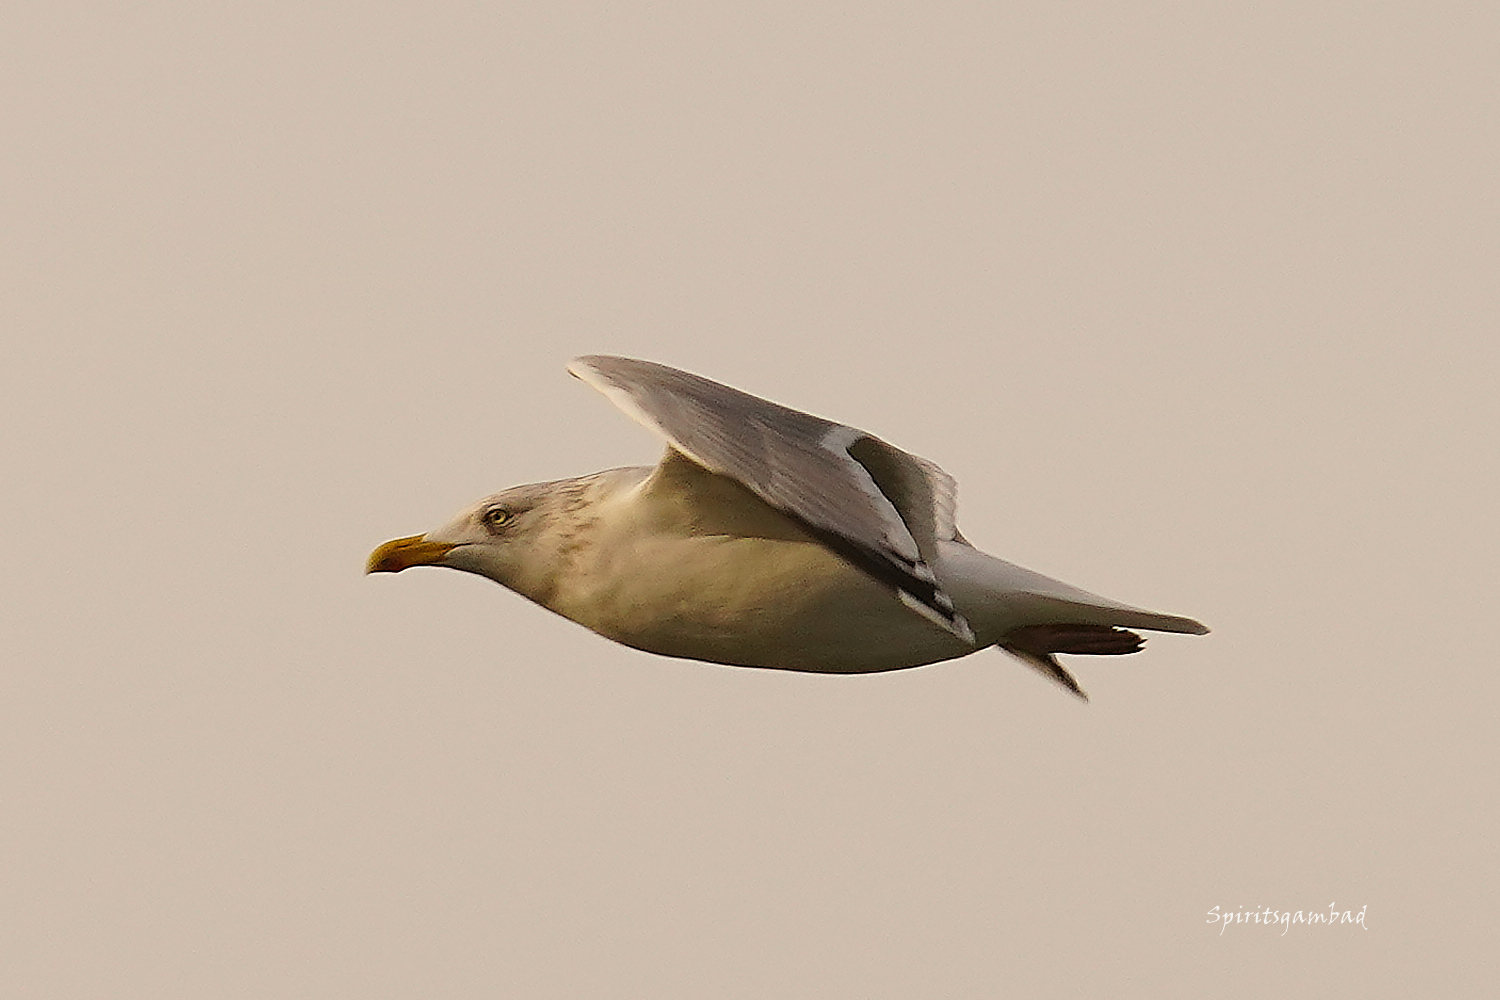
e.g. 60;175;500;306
482;507;513;529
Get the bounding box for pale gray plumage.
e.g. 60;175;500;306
368;355;1207;700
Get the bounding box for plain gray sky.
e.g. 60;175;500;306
3;2;1495;996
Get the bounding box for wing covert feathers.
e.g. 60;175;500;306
569;355;973;642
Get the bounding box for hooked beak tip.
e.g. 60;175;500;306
366;535;456;574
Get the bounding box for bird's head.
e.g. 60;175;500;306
366;481;572;599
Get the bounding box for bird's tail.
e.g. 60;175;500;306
938;544;1209;700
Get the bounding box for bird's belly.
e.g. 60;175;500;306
563;534;972;673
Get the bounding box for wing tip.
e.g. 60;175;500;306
1141;612;1209;635
1002;648;1091;702
1158;616;1210;635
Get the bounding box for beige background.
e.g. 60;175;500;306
4;2;1494;996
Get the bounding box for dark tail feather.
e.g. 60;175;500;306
998;624;1148;702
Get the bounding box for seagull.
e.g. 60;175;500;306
368;356;1207;699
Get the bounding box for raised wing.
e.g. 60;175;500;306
568;355;973;642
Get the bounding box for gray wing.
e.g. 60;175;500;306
568;355;974;643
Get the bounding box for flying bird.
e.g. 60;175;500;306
368;356;1206;699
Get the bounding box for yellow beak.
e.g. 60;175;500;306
366;535;457;574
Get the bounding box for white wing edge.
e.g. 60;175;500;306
816;424;925;566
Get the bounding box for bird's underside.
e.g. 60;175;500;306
540;452;1195;701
